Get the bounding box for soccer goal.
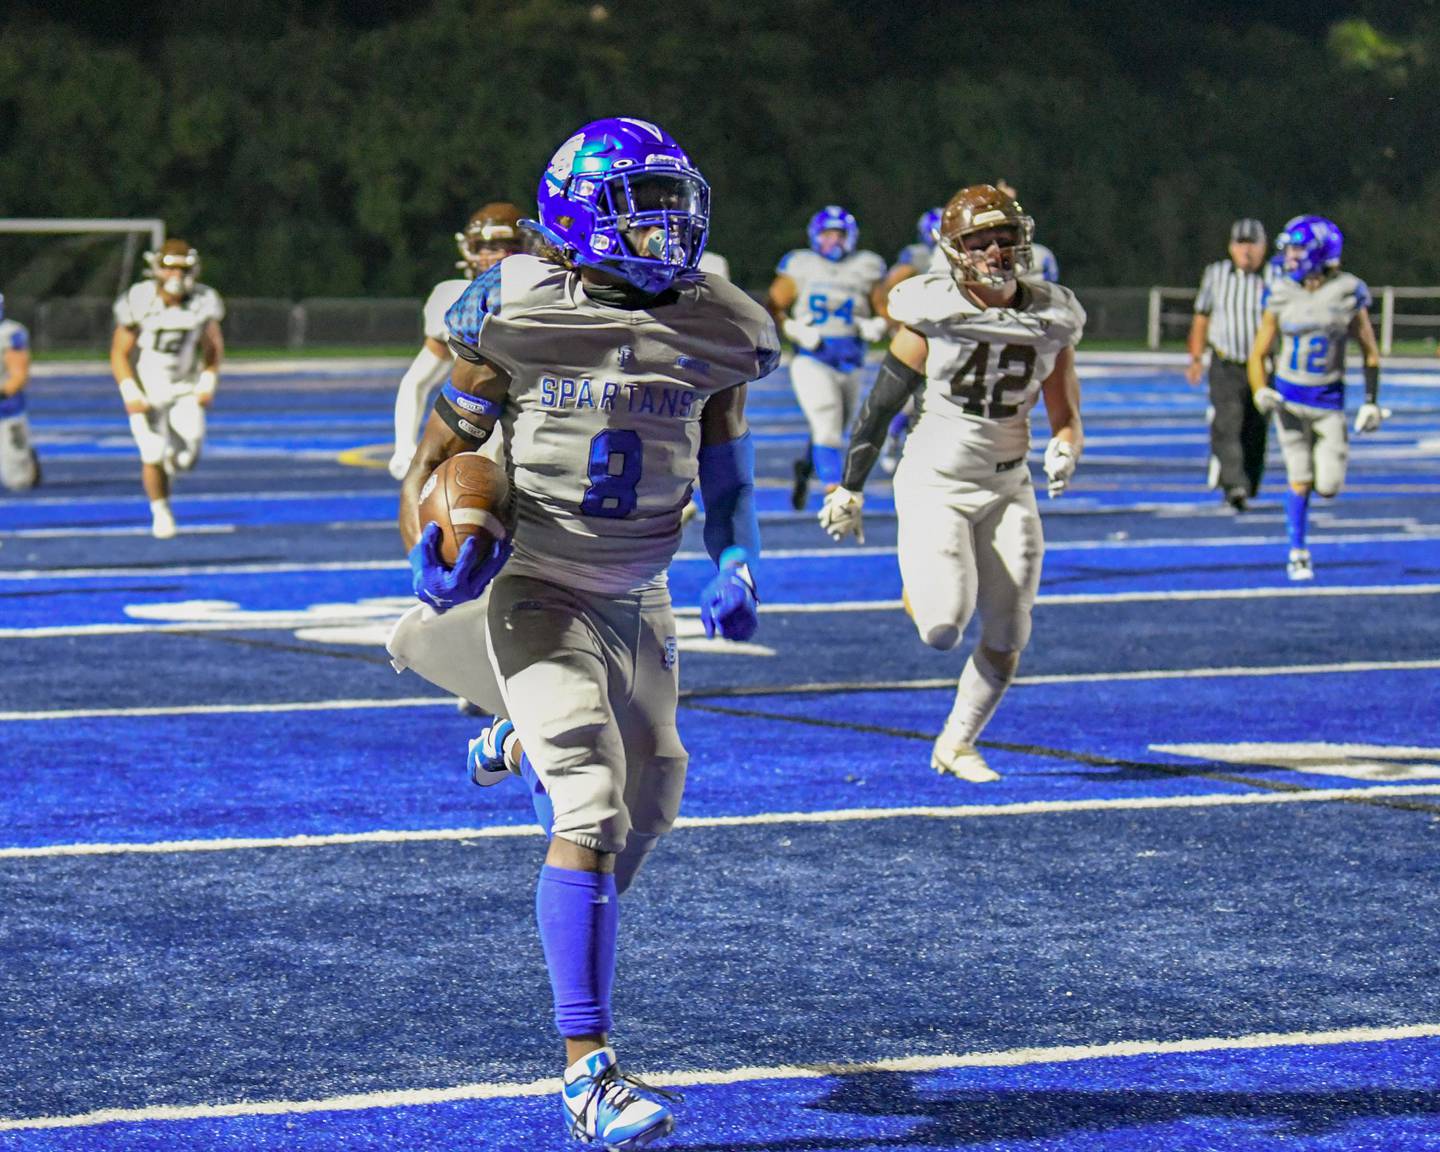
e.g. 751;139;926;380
0;218;165;350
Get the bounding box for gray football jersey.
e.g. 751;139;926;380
888;272;1086;477
1267;272;1370;410
776;248;887;337
466;255;779;594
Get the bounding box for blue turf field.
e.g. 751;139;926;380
2;354;1439;1151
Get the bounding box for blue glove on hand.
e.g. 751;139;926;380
409;521;510;613
700;546;759;641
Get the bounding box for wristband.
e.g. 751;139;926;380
434;393;493;447
197;369;218;396
1363;363;1380;404
118;378;145;407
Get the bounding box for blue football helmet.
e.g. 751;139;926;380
0;292;5;322
526;117;709;294
1276;215;1343;282
808;205;859;261
917;207;943;248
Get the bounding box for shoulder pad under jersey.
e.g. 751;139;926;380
113;281;157;328
1026;280;1086;344
850;249;888;282
698;275;782;380
886;272;967;329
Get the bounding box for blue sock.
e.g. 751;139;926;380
536;865;618;1038
812;444;843;487
1286;489;1310;550
519;753;553;837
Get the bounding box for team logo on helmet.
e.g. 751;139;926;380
524;117;710;295
936;185;1034;288
1276;215;1343;283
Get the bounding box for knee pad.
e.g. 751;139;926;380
920;622;961;651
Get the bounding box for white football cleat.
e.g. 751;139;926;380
562;1047;676;1150
1286;548;1314;582
150;502;177;540
931;734;1001;782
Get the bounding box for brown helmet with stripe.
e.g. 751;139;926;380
455;202;524;276
936;184;1034;287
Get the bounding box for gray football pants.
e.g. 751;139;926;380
486;572;688;883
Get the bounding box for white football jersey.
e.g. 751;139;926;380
888;272;1086;477
1267;272;1370;410
114;281;225;397
453;256;779;594
776;248;887;337
423;279;471;342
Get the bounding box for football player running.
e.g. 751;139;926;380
1248;215;1382;581
395;117;778;1149
110;239;224;539
388;203;525;481
820;184;1085;783
766;206;888;509
0;293;39;492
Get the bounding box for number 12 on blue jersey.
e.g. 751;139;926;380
581;429;643;518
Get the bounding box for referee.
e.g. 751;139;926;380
1186;218;1271;510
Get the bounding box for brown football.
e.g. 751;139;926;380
417;453;510;564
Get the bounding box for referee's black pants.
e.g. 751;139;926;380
1208;356;1267;496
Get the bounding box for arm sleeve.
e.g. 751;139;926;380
841;350;926;492
697;430;760;566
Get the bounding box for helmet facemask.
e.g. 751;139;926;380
939;215;1033;289
146;244;200;300
583;167;709;293
455;204;524;276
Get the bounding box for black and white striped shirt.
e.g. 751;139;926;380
1194;260;1273;363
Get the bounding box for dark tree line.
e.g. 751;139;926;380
2;0;1436;296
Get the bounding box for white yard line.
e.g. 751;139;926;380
4;785;1440;861
2;1020;1436;1130
4;657;1436;723
3;584;1439;639
4;529;1439;580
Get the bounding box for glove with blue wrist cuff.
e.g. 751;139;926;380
700;546;759;641
409;521;510;613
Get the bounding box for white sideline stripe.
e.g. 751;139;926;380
698;658;1440;696
6;527;1438;580
1;656;1437;720
3;1021;1437;1131
0;525;236;540
0;697;448;722
5;785;1440;861
5;581;1437;639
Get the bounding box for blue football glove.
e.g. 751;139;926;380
700;546;759;641
409;521;511;613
